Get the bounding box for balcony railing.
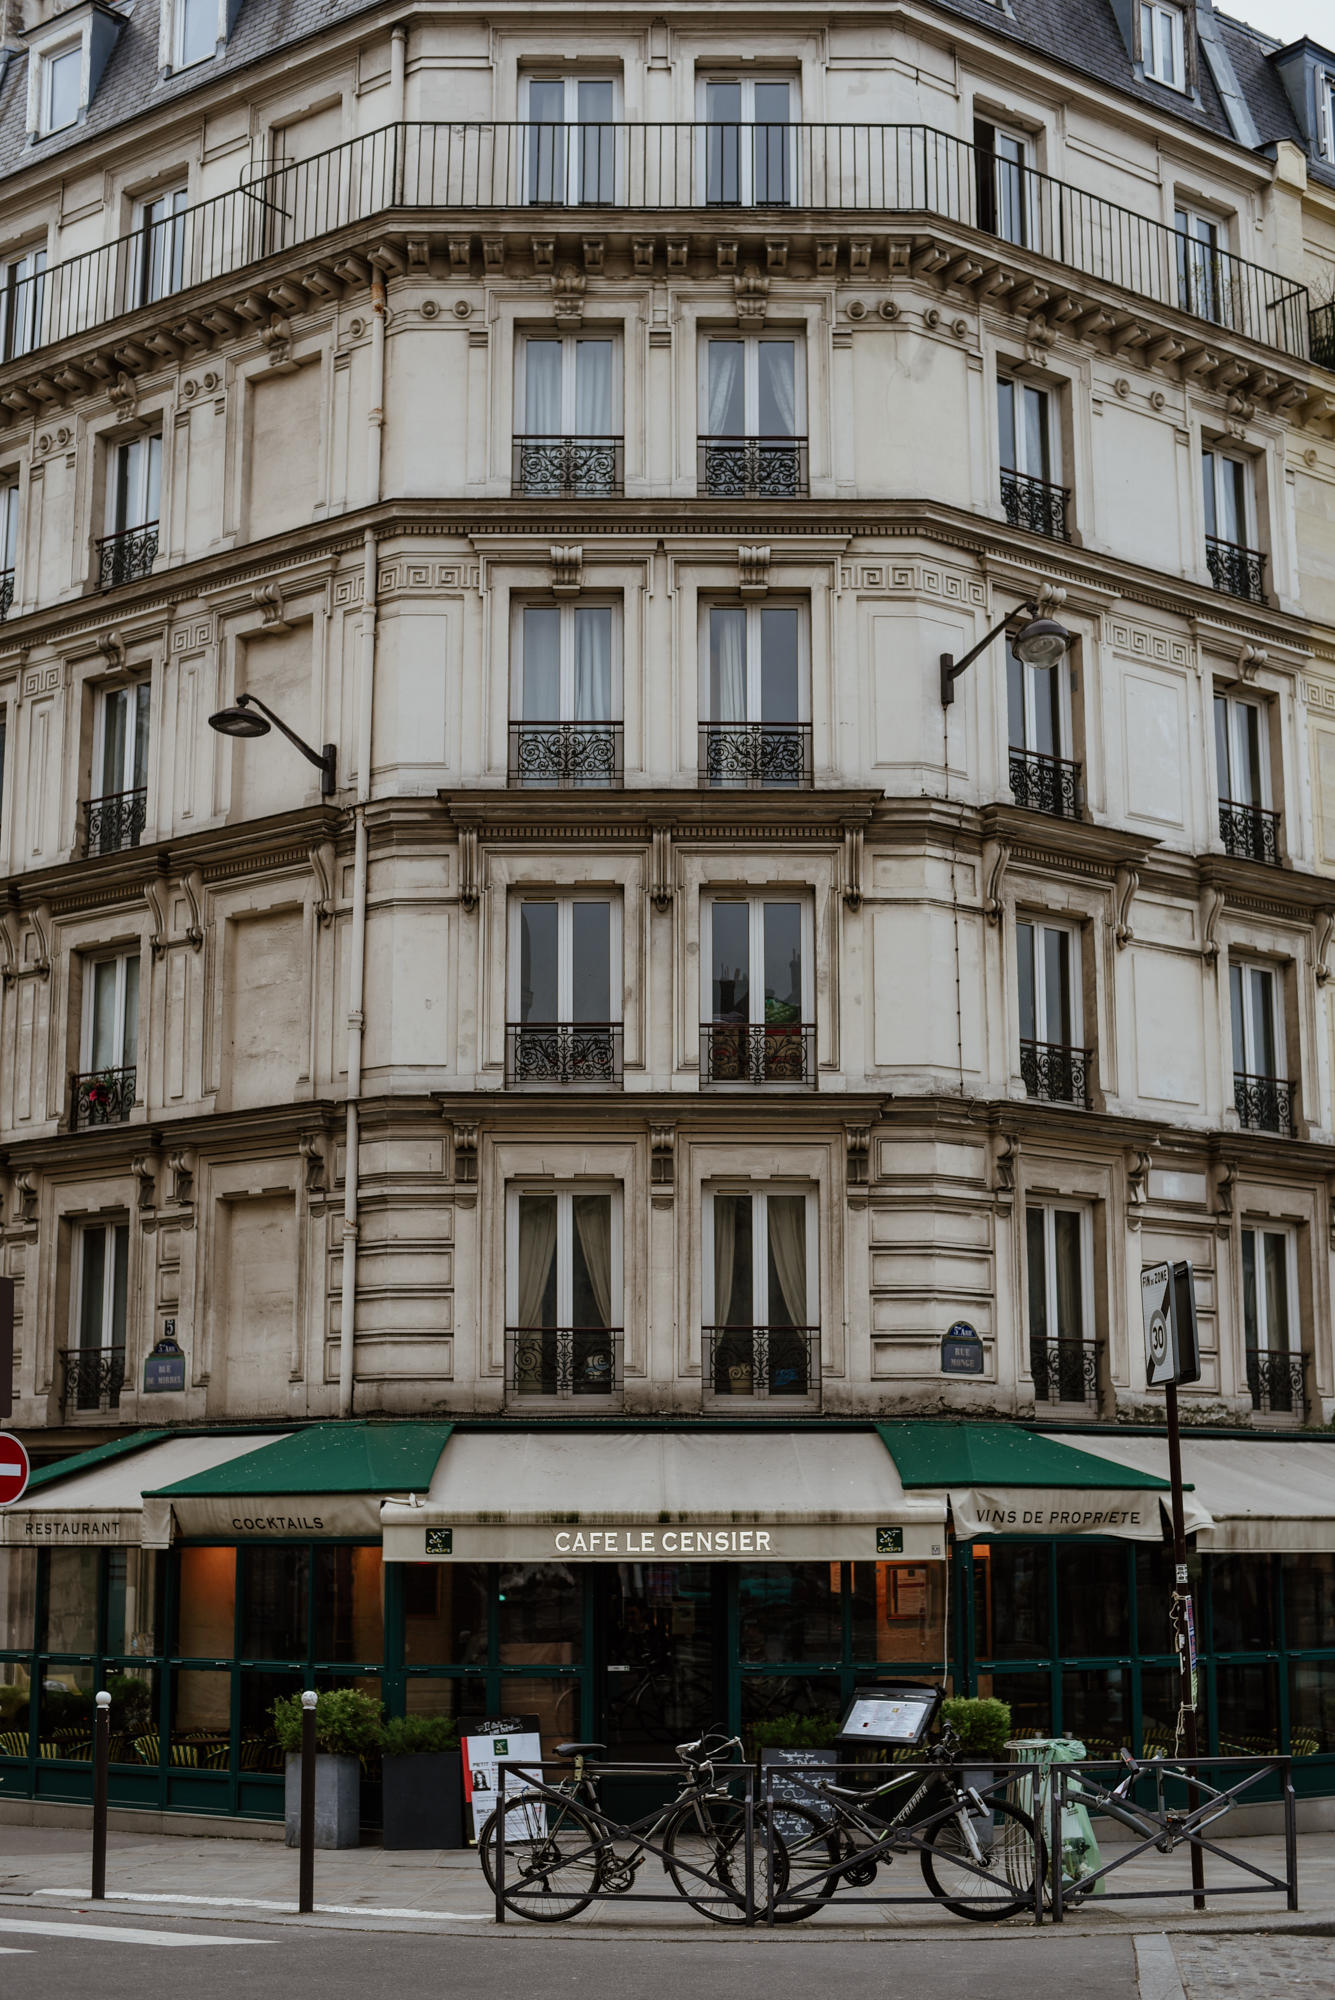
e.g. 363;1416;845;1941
1020;1038;1090;1107
508;719;622;786
82;787;147;856
0;568;13;621
698;435;809;498
1000;468;1070;541
699;721;812;788
1246;1348;1305;1418
512;435;623;496
1008;748;1081;819
1234;1070;1296;1136
1206;535;1266;603
70;1065;136;1129
1313;302;1335;372
98;522;158;590
506;1021;622;1085
1218;798;1280;866
1030;1336;1099;1407
0;122;1311;379
506;1326;623;1400
701;1021;815;1086
703;1326;819;1402
60;1345;126;1414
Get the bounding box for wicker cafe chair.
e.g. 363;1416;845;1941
0;1730;29;1756
132;1733;204;1768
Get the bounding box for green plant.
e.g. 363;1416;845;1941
106;1674;153;1734
271;1688;383;1757
379;1714;460;1757
941;1696;1012;1760
749;1712;842;1751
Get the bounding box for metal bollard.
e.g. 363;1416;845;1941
298;1689;317;1915
91;1690;110;1901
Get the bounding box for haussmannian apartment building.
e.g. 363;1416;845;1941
1;0;1335;1826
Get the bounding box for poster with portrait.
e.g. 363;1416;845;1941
462;1716;544;1842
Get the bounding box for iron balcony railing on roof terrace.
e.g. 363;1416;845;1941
0;121;1314;369
1313;302;1335;372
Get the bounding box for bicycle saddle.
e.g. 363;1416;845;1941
555;1741;607;1757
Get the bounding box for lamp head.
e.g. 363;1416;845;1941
1011;614;1072;671
208;695;270;740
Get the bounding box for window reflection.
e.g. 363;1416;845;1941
1061;1667;1131;1758
1135;1544;1176;1656
170;1668;230;1769
40;1551;99;1654
976;1670;1050;1739
241;1548;309;1661
1289;1663;1335;1755
0;1659;31;1752
739;1564;840;1663
37;1662;95;1758
850;1563;946;1665
1282;1554;1335;1650
497;1565;581;1664
1056;1545;1129;1657
0;1550;36;1652
177;1546;235;1657
313;1547;384;1664
406;1676;489;1729
1210;1555;1276;1653
972;1544;1051;1661
106;1549;161;1658
1216;1661;1279;1754
404;1564;489;1665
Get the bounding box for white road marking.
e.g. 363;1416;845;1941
0;1916;269;1947
34;1889;490;1921
1134;1934;1187;2000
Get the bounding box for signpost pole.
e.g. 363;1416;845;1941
1165;1380;1206;1912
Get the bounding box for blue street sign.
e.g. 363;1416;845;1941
941;1321;985;1375
144;1333;186;1393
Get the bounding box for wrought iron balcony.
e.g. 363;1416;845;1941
0;122;1311;370
506;1021;622;1085
698;435;809;498
0;568;13;621
1246;1349;1305;1418
506;1326;623;1401
701;1021;815;1086
1218;798;1280;866
98;522;158;590
508;719;622;787
1313;302;1335;372
81;787;147;857
703;1326;820;1403
1000;469;1070;541
1234;1070;1296;1136
1030;1336;1099;1407
511;435;623;496
60;1346;126;1414
1008;748;1081;819
1020;1038;1090;1107
699;721;812;789
70;1065;136;1129
1206;535;1266;603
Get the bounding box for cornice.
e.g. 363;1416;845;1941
440;787;882;843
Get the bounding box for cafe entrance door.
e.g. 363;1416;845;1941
595;1564;728;1817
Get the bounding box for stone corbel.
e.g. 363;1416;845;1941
26;902;51;980
14;1169;36;1225
738;545;770;597
99;629;127;672
650;823;673;913
1113;865;1139;948
178;869;204;950
842;823;863;912
144;875;168;959
260;315;297;372
1316;911;1335;987
458;827;480;913
309;842;336;927
130;1152;158;1212
846;1127;871;1206
982;838;1010;923
1126;1148;1152;1232
1214;1155;1236;1220
0;907;16;985
299;1131;327;1195
552;264;585;326
251;582;291;632
992;1131;1020;1208
452;1121;478;1207
1236;643;1267;684
733;266;769;327
167;1150;195;1206
550;545;583;597
650;1124;675;1207
1200;885;1225;962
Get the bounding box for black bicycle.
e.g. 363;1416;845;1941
478;1728;788;1923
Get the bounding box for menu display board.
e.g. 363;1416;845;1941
837;1684;939;1747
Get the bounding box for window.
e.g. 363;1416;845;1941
703;895;812;1085
86;682;149;856
700;76;795;206
701;602;809;787
705;1188;817;1400
1141;3;1187;88
1214;693;1277;864
41;45;81;135
1;247;46;362
523;75;617;205
1321;73;1335;163
1241;1227;1303;1417
507;1189;621;1398
1007;642;1079;817
1230;960;1292;1135
1016;919;1087;1105
1202;448;1263;600
508;892;620;1084
69;1223;129;1412
175;0;218;70
1176;206;1225;324
0;707;6;842
514;334;620;495
974;120;1033;247
101;435;161;589
997;377;1066;539
700;336;805;496
135;186;188;306
77;950;140;1129
0;481;17;617
1026;1205;1095;1406
511;600;620;785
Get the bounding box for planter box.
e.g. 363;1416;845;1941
382;1749;464;1850
284;1752;360;1849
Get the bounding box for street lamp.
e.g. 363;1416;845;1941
208;691;337;797
939;599;1073;707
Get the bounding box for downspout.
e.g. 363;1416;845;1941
390;22;407;119
338;265;387;1418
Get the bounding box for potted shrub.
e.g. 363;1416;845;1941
941;1696;1012;1821
273;1689;382;1849
379;1714;464;1850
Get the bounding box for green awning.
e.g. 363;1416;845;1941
142;1421;454;1545
876;1422;1197;1542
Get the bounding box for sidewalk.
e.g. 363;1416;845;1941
1;1819;1332;1939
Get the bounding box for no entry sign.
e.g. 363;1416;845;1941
0;1432;30;1507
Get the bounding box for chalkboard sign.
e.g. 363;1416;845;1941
759;1747;838;1837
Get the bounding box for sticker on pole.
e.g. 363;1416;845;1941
0;1431;30;1507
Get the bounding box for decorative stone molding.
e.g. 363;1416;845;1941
0;907;17;985
842;822;864;911
179;869;204;950
982;838;1010;923
260;315;296;371
458;827;480;912
107;371;138;420
1200;885;1225;961
1114;865;1139;948
846;1127;870;1205
131;1153;158;1212
452;1122;479;1207
144;874;168;959
167;1151;195;1206
99;629;127;672
550;545;583;597
309;842;336;926
650;822;673;912
251;582;290;631
733;266;769;327
552;263;585;326
1236;642;1267;683
530;239;555;273
13;1170;36;1225
992;1131;1020;1209
737;545;770;597
299;1131;327;1195
1126;1148;1153;1231
1316;910;1335;986
650;1124;675;1206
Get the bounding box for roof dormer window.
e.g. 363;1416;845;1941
1320;70;1335;162
41;44;81;134
25;4;124;141
176;0;218;69
1141;1;1187;91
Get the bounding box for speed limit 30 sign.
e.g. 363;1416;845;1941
0;1432;30;1507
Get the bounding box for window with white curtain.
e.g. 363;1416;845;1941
702;894;812;1084
135;186;188;306
511;601;620;785
508;891;620;1085
507;1188;621;1398
1241;1224;1303;1416
0;481;19;592
1230;960;1281;1081
701;337;800;441
701;602;808;785
1141;2;1187;89
82;951;140;1077
1016;918;1086;1105
515;334;621;495
75;1223;130;1360
109;435;162;536
997;377;1054;483
1202;447;1252;550
1214;693;1268;813
2;246;46;362
523;75;618;204
96;683;150;804
698;76;796;205
705;1187;817;1399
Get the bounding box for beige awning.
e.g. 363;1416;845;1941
1051;1433;1335;1553
1;1433;287;1547
381;1428;948;1563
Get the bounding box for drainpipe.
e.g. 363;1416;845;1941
338;267;387;1418
390;22;407;120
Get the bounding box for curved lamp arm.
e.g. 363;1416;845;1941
939;601;1039;708
234;692;337;796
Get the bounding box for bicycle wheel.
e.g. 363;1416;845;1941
765;1803;843;1923
661;1794;788;1924
920;1795;1043;1921
478;1792;605;1921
